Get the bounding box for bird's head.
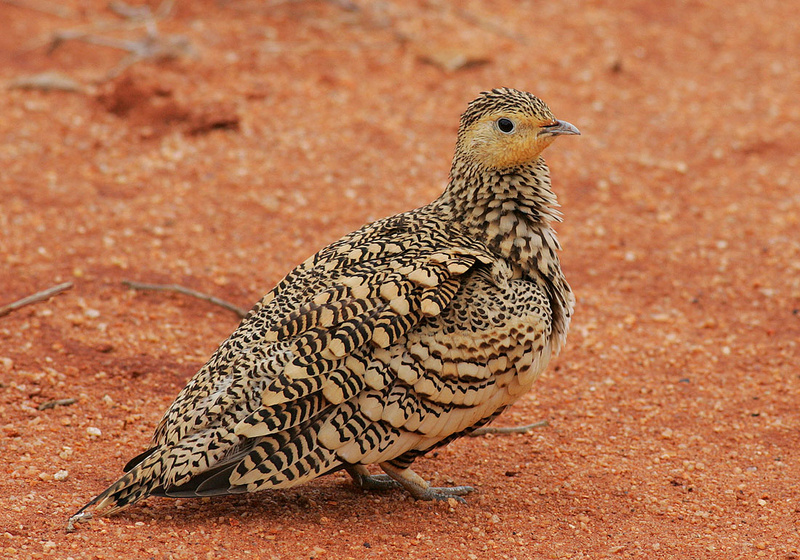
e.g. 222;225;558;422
455;88;579;170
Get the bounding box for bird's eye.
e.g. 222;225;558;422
497;118;515;134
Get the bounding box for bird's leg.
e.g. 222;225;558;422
346;465;402;491
379;462;474;503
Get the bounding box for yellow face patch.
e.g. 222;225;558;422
458;113;558;170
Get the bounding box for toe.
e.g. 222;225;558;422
425;485;474;501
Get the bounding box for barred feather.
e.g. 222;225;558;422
69;88;577;523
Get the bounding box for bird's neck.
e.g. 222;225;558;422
435;156;574;350
440;156;563;275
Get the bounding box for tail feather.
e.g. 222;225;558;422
66;401;359;528
162;463;246;498
123;446;159;472
67;450;167;531
159;439;263;498
77;448;169;518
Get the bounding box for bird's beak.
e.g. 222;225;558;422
540;120;581;137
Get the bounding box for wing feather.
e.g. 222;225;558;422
99;213;510;507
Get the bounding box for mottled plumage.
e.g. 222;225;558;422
70;88;578;523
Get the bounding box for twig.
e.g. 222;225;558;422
37;397;77;411
122;280;248;318
469;420;549;437
427;0;527;44
8;71;85;93
0;282;73;318
1;0;75;18
327;0;359;11
42;0;193;82
48;24;194;80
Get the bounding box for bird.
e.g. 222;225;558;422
68;87;579;526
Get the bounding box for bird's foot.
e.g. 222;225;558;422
379;462;474;503
346;465;402;491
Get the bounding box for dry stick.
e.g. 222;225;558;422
469;420;549;437
0;282;74;318
451;7;527;44
37;397;78;411
41;0;192;82
122;280;248;318
427;0;527;44
1;0;75;18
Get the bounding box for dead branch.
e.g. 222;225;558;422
41;0;194;82
122;280;248;318
37;397;77;411
428;0;527;44
0;282;73;318
1;0;75;18
7;71;85;93
469;420;548;437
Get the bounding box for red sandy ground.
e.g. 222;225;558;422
1;1;799;558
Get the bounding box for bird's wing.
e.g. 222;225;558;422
143;213;497;492
310;267;555;469
222;268;555;497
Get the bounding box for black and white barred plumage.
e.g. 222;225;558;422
70;88;579;523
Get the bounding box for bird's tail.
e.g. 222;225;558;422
68;446;167;526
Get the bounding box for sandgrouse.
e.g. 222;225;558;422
70;88;578;524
